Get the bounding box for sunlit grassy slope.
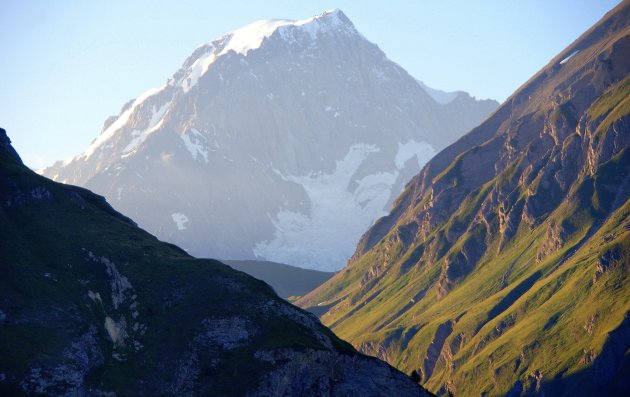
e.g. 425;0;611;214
298;3;630;396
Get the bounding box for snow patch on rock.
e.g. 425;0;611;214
182;50;217;93
560;50;580;65
123;101;171;156
181;128;209;162
395;139;436;169
172;213;189;230
355;172;398;206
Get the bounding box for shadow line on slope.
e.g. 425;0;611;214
373;289;428;333
475;271;543;336
536;311;630;397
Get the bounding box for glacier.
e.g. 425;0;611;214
254;141;436;271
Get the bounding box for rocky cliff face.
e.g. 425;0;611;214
0;128;432;396
298;3;630;396
41;9;497;271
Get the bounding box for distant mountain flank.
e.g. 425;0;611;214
299;3;630;396
0;127;432;396
224;259;334;300
42;9;497;271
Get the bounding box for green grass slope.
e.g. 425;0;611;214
298;3;630;396
0;129;430;396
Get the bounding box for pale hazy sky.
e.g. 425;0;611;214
1;0;619;169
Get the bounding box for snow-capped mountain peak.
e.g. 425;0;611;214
58;10;360;167
175;9;357;93
72;10;363;164
42;10;498;271
218;9;355;57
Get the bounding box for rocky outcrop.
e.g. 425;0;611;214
251;349;424;397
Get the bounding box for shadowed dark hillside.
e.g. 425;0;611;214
0;128;431;396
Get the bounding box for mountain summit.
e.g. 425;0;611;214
42;10;497;271
299;2;630;396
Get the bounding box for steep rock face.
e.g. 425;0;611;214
298;3;630;396
0;128;431;396
41;9;497;271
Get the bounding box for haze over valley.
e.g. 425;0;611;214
2;2;628;396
